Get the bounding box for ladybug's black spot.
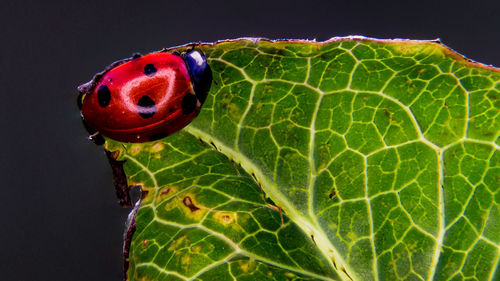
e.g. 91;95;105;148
150;132;169;141
137;95;156;118
144;64;157;77
181;94;197;114
97;85;111;107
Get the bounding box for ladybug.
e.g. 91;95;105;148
77;49;212;144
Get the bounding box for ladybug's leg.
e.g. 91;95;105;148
88;132;105;145
80;118;105;146
186;42;201;51
131;52;142;59
77;89;104;145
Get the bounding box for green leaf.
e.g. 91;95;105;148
103;37;500;281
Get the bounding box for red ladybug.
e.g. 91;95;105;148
78;50;212;144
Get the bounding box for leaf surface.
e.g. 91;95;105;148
104;37;500;281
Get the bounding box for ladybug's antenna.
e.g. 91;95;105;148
187;41;202;51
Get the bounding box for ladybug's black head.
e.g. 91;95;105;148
182;50;212;104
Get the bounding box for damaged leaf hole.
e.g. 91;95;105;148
129;185;145;203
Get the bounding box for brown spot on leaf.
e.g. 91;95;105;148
156;186;177;204
310;234;317;246
230;159;241;175
210;141;218;150
109;150;121;159
329;190;336;199
214;212;236;225
341;267;354;281
105;149;132;207
123;198;139;280
331;257;337;269
183;196;200;212
140;189;149;200
251;172;266;201
142;240;149;248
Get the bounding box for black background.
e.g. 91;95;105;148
1;0;498;280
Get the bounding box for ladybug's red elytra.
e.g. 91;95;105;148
78;50;212;144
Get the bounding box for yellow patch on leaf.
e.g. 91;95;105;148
239;259;255;273
150;142;164;153
129;144;142;156
181;254;192;273
168;235;188;251
191;245;202;253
